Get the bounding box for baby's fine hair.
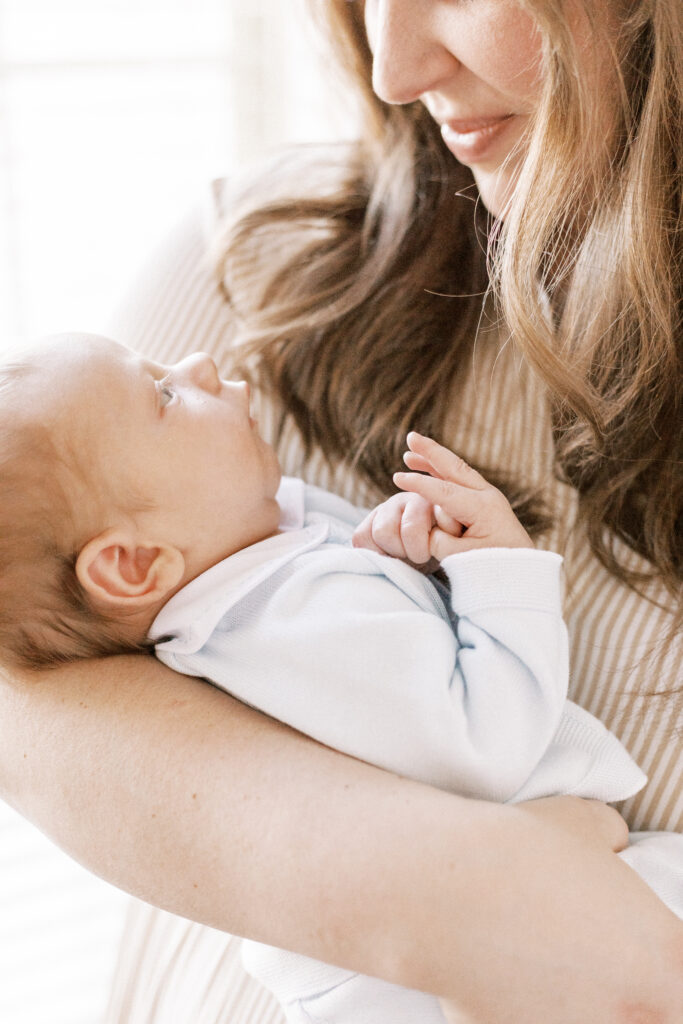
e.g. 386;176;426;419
0;362;149;669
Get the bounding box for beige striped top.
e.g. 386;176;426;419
105;190;681;1024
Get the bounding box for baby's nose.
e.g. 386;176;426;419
178;352;220;392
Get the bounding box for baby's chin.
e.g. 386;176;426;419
267;494;283;537
241;495;282;549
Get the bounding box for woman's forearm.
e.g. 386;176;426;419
1;657;681;1023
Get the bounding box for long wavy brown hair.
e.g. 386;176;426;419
215;0;681;600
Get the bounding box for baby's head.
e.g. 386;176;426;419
0;333;282;669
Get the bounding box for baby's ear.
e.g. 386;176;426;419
75;528;185;610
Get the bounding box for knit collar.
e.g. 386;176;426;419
149;477;328;654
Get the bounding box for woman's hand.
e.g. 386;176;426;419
516;793;629;850
437;796;683;1024
353;432;535;567
395;432;534;557
353;432;537;568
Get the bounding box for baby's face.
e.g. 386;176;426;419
34;334;282;578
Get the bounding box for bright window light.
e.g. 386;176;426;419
0;3;356;1022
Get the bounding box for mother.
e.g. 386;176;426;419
2;1;682;1022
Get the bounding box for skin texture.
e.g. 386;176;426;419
364;0;541;215
1;656;682;1023
364;0;614;217
353;431;534;563
37;334;282;582
17;334;282;639
1;5;681;1016
0;399;681;1019
0;346;681;1018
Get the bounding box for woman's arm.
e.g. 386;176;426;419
1;656;681;1024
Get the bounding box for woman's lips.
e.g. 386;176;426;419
440;114;515;164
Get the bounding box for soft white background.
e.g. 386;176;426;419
0;2;355;1021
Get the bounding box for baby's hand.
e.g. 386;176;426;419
393;432;534;561
352;491;454;571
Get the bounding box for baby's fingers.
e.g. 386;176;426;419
403;493;438;563
352;493;434;563
352;507;387;554
407;433;488;490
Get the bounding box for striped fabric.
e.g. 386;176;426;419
104;188;681;1024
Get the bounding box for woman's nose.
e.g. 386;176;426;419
367;0;458;105
175;352;220;393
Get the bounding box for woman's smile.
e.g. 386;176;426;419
439;113;519;166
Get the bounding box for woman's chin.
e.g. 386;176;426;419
471;166;518;221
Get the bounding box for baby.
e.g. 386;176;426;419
0;333;680;1024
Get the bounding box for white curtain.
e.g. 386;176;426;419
0;2;356;1022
